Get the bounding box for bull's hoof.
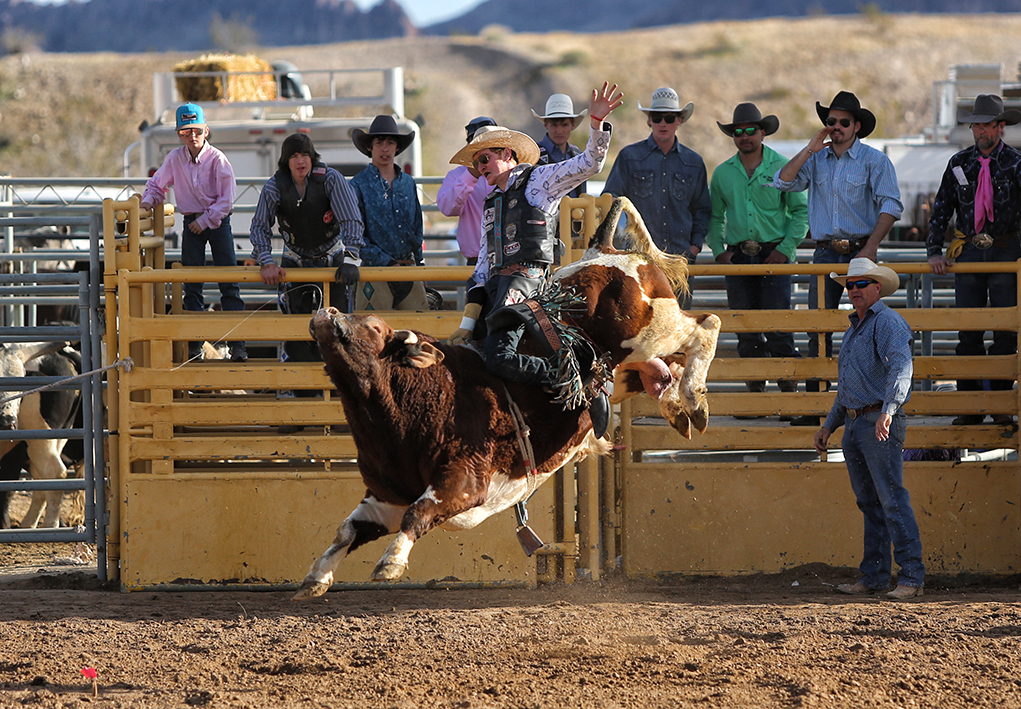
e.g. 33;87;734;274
291;574;332;601
371;558;407;581
690;405;709;434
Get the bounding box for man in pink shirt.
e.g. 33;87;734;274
436;116;497;265
141;103;245;362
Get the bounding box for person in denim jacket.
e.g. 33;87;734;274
602;87;710;309
927;95;1021;425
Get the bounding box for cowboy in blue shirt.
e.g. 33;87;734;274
602;87;711;309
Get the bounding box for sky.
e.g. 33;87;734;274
366;0;485;27
28;0;486;29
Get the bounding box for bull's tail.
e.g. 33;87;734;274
589;197;690;299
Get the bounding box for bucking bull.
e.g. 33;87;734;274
293;197;721;600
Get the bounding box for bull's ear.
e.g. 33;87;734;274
390;330;445;368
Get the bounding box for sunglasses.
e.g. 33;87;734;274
845;279;877;291
650;114;680;124
732;126;759;136
826;117;853;128
177;127;203;136
472;150;503;168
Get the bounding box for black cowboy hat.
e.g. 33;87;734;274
957;94;1021;126
815;91;876;139
352;115;416;157
717;102;779;137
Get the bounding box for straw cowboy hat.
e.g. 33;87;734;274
815;91;876;139
830;257;900;297
351;115;416;158
638;87;694;123
531;93;588;128
717;102;779;137
449;125;541;168
957;94;1021;125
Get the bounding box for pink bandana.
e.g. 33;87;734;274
975;156;994;233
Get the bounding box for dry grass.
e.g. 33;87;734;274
1;14;1021;177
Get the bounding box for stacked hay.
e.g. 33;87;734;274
173;54;277;102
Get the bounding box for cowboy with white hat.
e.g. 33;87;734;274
602;86;710;309
532;93;589;197
774;91;902;424
815;256;926;601
706;102;807;400
447;81;623;437
927;93;1021;426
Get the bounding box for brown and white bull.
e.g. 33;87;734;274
293;197;720;599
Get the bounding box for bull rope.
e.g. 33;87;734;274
501;383;538;498
0;358;133;408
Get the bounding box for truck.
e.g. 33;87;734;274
122;63;422;239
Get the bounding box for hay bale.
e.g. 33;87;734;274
173;54;277;103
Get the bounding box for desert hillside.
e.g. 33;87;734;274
2;13;1021;179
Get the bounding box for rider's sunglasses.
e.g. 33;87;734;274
473;150;503;168
845;279;877;291
650;113;679;124
732;126;759;136
826;117;853;128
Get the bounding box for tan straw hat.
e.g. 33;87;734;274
829;257;900;297
449;125;541;167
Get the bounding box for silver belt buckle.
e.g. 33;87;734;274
973;233;994;249
739;240;761;256
830;238;852;255
847;407;860;420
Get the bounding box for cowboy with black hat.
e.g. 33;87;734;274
349;114;429;310
773;91;903;425
927;94;1021;426
706;103;807;401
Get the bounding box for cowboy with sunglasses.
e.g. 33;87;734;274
814;258;925;601
447;82;623;434
774;91;903;426
602;87;711;308
707;103;808;402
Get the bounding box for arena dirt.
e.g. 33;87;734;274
1;536;1020;709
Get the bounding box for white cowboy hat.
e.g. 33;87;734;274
531;93;588;128
449;125;541;168
830;257;900;297
638;87;694;122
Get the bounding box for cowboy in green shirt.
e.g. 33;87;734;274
707;102;808;402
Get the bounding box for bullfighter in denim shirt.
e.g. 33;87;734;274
814;258;924;601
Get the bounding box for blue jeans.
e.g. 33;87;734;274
805;246;860;392
725;247;797;360
841;411;925;588
181;216;244;313
953;243;1019;392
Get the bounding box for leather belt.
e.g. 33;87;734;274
728;240;781;256
818;237;867;255
846;403;882;420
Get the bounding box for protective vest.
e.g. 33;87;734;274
484;166;558;268
274;163;340;252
